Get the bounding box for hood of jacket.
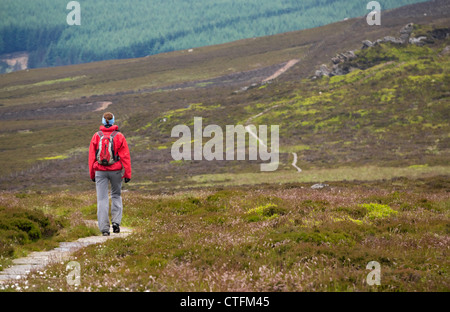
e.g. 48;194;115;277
99;125;119;132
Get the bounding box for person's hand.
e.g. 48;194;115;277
92;178;96;182
124;178;130;183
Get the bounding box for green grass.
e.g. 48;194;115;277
37;155;69;161
0;76;87;93
279;145;311;153
187;166;450;188
1;175;447;292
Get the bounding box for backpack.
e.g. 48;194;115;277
96;130;120;166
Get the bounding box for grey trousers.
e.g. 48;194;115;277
95;170;123;233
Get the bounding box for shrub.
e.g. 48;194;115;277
9;218;42;241
0;205;62;259
0;238;14;257
360;203;398;220
246;203;285;222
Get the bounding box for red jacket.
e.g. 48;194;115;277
89;125;132;180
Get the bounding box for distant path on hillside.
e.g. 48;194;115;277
244;104;278;148
262;59;299;83
0;58;299;121
244;126;302;173
103;57;300;97
245;105;302;173
94;101;112;112
244;104;280;126
245;125;267;148
0;221;132;284
0;101;115;121
291;152;302;172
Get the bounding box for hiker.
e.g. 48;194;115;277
89;112;132;236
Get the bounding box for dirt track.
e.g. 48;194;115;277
262;59;299;82
0;59;298;121
93;101;112;112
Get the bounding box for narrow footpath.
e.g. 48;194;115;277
0;221;132;283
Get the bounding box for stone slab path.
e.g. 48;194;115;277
0;221;132;283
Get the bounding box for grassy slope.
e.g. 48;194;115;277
2;15;449;191
1;176;449;291
0;1;448;293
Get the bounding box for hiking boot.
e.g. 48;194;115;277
112;223;120;233
102;231;110;236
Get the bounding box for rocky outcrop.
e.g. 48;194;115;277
361;40;373;49
315;50;358;77
331;51;356;64
311;183;329;189
439;45;450;56
371;23;414;46
379;36;404;45
409;36;427;46
312;23;449;79
314;64;331;77
399;23;414;43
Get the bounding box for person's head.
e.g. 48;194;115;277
102;112;115;126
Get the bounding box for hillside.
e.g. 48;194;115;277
0;0;428;70
0;0;449;295
0;0;449;192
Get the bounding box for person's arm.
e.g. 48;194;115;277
118;134;132;180
88;133;98;181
